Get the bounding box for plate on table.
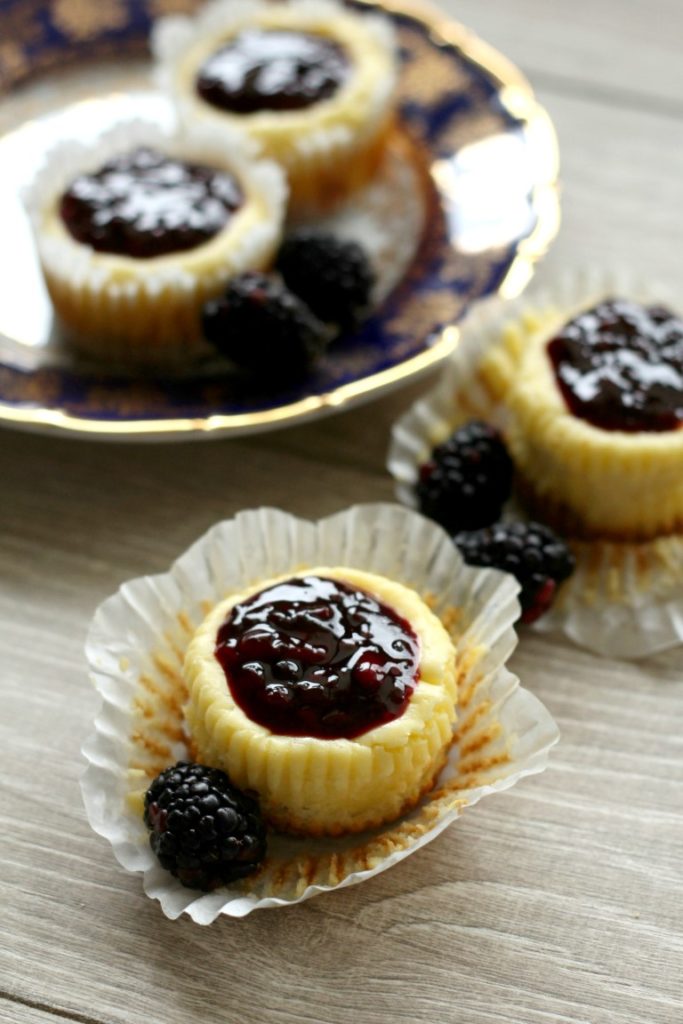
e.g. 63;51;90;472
0;0;559;441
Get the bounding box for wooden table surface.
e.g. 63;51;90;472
2;2;682;1022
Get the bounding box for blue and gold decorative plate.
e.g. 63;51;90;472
0;0;559;440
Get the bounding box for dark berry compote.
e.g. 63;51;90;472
196;30;349;114
547;298;683;432
214;575;421;740
59;147;243;259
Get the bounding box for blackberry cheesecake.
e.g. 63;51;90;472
480;296;683;539
184;567;457;836
153;0;397;213
25;122;286;363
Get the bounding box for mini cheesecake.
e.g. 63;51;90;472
184;567;457;836
24;121;286;364
153;0;397;213
479;296;683;539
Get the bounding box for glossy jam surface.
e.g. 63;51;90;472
59;147;242;258
196;29;349;114
214;575;421;740
547;299;683;432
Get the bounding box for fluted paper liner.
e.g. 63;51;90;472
153;0;398;213
388;268;683;658
81;504;558;922
23;118;287;362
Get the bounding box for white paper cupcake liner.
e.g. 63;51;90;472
81;504;559;923
21;89;422;368
388;268;683;659
23;118;286;293
152;0;397;158
22;116;287;361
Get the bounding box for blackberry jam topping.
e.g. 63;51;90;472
59;147;242;259
196;29;349;114
214;575;420;740
547;299;683;432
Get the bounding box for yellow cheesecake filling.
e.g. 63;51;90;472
185;567;457;835
478;300;683;539
154;0;397;212
25;121;286;363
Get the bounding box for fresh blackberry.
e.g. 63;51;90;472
276;230;375;330
144;761;267;891
202;272;329;376
416;421;514;533
454;521;576;623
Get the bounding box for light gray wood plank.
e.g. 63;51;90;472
2;4;683;1023
2;407;682;1024
535;93;683;286
440;0;683;113
0;999;90;1024
1;628;681;1024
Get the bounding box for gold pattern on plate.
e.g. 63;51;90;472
0;43;30;84
0;367;61;407
395;23;472;105
385;289;463;340
436;108;510;153
0;0;44;89
75;383;169;417
51;0;129;41
437;251;505;290
147;0;202;16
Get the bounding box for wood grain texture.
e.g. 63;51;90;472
446;0;683;112
0;1000;86;1024
2;2;683;1022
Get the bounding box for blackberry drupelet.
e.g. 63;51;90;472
202;271;329;376
276;230;375;330
144;761;267;890
416;421;514;533
453;521;575;623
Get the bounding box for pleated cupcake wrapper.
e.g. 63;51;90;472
152;0;397;159
388;268;683;659
81;504;559;923
24;99;423;364
22;118;287;360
